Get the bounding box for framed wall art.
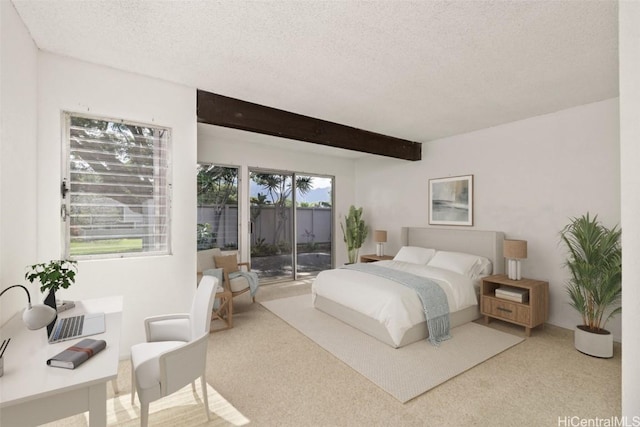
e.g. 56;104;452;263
429;175;473;226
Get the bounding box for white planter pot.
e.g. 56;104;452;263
574;325;613;358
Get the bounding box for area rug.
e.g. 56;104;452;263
43;382;250;426
261;294;524;403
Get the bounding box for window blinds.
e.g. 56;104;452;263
65;114;171;258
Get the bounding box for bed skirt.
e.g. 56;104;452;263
313;294;480;348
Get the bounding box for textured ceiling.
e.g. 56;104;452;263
12;0;619;156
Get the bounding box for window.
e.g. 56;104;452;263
64;113;171;258
197;164;239;251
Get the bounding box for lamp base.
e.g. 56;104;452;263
507;259;522;280
376;243;385;257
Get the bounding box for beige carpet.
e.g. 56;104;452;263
42;381;249;427
262;294;524;403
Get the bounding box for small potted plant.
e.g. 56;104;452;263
340;205;368;264
25;259;78;312
560;213;621;358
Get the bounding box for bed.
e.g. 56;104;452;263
312;227;504;348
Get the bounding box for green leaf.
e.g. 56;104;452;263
25;259;78;294
560;213;621;331
341;205;368;263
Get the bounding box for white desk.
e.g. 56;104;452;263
0;296;122;427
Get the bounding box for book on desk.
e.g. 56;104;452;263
47;338;106;369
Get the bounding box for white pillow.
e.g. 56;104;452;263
427;251;489;277
393;246;437;264
476;257;493;276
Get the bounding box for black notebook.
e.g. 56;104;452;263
47;338;107;369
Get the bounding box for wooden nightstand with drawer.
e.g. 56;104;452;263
359;254;394;263
480;274;549;336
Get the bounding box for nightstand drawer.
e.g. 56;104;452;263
488;299;531;324
489;299;518;322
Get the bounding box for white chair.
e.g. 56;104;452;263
130;275;218;427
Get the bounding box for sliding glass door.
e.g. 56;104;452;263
249;170;294;281
249;169;333;282
295;174;333;278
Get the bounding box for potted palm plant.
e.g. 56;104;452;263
560;213;621;358
340;205;368;264
25;259;78;312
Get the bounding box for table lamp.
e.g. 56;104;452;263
374;230;387;256
0;284;57;330
503;239;527;280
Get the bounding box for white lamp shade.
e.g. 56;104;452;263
22;304;57;330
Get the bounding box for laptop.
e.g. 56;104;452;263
44;291;106;344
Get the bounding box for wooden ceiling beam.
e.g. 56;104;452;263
197;90;421;161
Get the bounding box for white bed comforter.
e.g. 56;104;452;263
311;260;478;346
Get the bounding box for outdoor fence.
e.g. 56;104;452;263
197;205;332;250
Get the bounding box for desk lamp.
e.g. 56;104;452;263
0;284;57;330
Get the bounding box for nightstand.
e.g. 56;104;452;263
480;274;548;336
359;254;394;263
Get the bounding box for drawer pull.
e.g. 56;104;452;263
497;307;513;314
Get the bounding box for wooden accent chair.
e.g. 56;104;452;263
196;249;255;329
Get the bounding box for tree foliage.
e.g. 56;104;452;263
197;165;238;245
197;165;238;205
70;116;166;213
250;173;313;248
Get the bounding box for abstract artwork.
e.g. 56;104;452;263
429;175;473;226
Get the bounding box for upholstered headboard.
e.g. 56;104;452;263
400;227;505;274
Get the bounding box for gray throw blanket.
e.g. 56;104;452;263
203;268;259;297
229;270;260;297
203;268;260;310
341;263;451;345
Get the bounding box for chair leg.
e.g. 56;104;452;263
211;291;234;331
140;401;149;427
201;375;210;421
131;357;136;405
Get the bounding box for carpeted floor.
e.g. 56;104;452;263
43;382;249;426
47;279;622;426
261;294;524;402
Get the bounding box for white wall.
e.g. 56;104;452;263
0;1;39;325
355;99;621;340
4;5;635;409
35;53;197;357
197;125;357;265
620;0;640;417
